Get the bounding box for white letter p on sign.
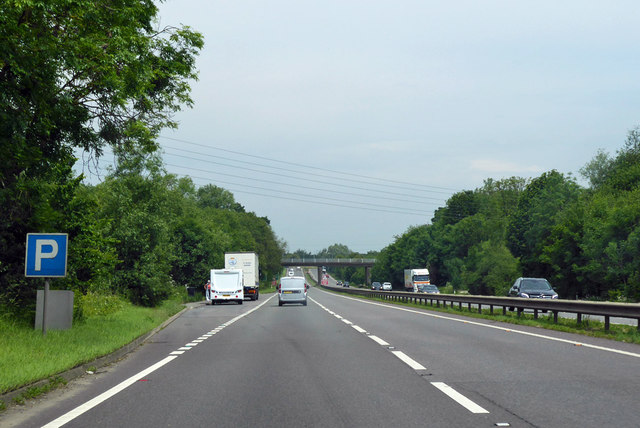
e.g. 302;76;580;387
35;239;58;271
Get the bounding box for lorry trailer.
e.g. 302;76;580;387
225;252;260;301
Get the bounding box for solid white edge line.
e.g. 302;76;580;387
316;289;640;359
42;356;178;428
391;351;427;370
431;382;489;414
369;335;390;346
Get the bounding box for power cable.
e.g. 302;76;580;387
158;136;459;193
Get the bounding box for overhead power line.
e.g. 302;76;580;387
161;152;447;202
163;162;442;206
77;146;476;221
158;136;459;194
182;175;429;217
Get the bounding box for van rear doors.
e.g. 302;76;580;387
279;277;307;306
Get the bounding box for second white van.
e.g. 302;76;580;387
278;276;308;306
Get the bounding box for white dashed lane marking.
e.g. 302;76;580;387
309;295;491;415
352;325;367;333
391;351;427;370
368;335;390;346
431;382;489;414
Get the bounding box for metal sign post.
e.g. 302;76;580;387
43;279;50;335
25;233;68;335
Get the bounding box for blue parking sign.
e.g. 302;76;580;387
25;233;68;277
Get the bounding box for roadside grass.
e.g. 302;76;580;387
0;295;183;397
260;284;277;294
325;288;640;345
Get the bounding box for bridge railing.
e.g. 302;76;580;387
281;258;376;265
320;284;640;331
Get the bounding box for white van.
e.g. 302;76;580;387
207;269;244;305
279;276;308;306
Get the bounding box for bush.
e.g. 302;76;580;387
79;292;127;317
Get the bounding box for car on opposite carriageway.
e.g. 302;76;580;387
416;284;440;294
508;277;558;299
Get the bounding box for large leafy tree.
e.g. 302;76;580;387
506;171;582;279
0;0;203;311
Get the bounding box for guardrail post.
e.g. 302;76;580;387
577;313;582;324
604;316;610;331
502;306;506;315
459;302;462;310
534;309;538;319
478;304;482;314
490;304;494;314
517;307;523;318
553;311;558;323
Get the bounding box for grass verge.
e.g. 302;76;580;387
0;296;183;397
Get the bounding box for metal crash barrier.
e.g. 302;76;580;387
321;284;640;331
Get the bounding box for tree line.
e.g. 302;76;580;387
372;129;640;302
0;1;284;321
292;129;640;303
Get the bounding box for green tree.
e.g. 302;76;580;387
93;154;180;306
197;184;245;212
506;171;582;278
579;149;614;190
579;189;640;300
605;127;640;192
463;241;520;295
1;0;202;312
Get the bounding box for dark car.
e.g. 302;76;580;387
508;277;558;299
371;281;381;290
344;281;350;288
336;281;343;287
417;284;440;294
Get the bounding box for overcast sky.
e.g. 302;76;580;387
88;1;640;254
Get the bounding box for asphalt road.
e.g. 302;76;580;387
4;283;640;427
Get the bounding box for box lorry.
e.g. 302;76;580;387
207;269;244;305
404;268;430;292
225;252;260;301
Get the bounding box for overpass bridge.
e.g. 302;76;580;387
281;258;376;285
